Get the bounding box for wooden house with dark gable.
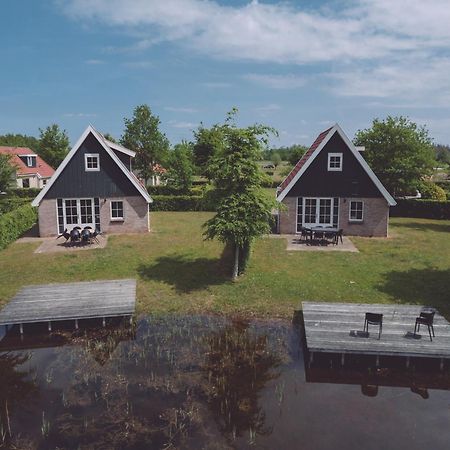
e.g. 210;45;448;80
32;125;152;237
276;124;396;237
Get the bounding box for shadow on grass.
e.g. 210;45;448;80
379;268;450;319
137;251;232;293
395;221;450;234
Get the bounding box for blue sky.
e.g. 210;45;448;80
1;0;450;147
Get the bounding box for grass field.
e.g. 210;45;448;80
0;213;449;319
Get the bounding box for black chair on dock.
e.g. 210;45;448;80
334;229;343;245
364;312;383;339
414;311;435;341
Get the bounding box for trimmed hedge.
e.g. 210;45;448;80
0;204;37;250
391;199;450;220
7;187;41;198
150;195;215;211
0;197;31;214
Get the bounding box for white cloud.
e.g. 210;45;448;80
168;120;197;129
62;1;450;105
244;74;306;89
63;113;98;118
201;81;232;89
164;106;199;113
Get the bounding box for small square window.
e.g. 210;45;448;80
111;201;124;220
22;178;30;188
328;153;343;171
349;200;364;222
85;153;100;171
26;156;36;167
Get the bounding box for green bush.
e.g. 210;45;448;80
7;187;41;198
391;199;450;219
418;181;447;201
0;204;37;250
0;197;31;214
147;185;210;196
150;195;215;212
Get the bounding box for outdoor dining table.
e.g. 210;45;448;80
305;227;340;245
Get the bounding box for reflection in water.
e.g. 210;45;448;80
0;316;448;449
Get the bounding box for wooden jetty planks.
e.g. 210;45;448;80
302;302;450;359
0;279;136;325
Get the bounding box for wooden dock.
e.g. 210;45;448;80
302;302;450;363
0;279;136;333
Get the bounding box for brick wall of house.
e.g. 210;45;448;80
338;197;389;237
38;199;58;236
279;197;297;234
37;196;150;237
279;196;390;237
100;196;150;234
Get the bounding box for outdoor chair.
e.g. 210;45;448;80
364;312;383;339
324;230;336;244
414;311;435;341
334;229;343;245
69;228;81;245
90;229;100;244
299;227;312;242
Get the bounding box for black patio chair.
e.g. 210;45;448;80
364;312;383;339
90;229;101;244
324;230;336;244
81;228;91;244
56;228;70;242
299;227;312;242
70;228;81;245
414;311;435;341
334;229;343;245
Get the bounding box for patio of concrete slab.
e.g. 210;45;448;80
281;234;359;252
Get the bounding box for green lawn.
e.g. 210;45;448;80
0;213;449;319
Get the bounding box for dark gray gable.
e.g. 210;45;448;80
45;132;141;199
287;132;382;198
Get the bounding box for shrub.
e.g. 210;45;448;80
391;199;450;220
6;187;41;198
0;197;31;214
418;181;447;201
150;195;215;212
0;204;37;250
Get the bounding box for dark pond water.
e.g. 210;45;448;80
0;315;449;450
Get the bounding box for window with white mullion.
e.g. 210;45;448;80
349;200;364;222
327;153;343;171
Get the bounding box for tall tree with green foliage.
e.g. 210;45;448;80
0;154;16;192
287;145;308;165
39;124;69;169
354;116;436;195
120;105;170;183
166;141;194;192
203;110;277;280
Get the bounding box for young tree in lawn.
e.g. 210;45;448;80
192;125;223;177
38;124;70;169
120;105;170;184
203;111;277;280
271;152;282;167
354;116;436;196
166;141;194;192
0;154;16;192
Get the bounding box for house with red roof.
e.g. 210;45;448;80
32;125;152;237
0;146;55;189
276;124;396;237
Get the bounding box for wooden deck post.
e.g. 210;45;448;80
48;321;52;332
75;319;79;330
129;315;133;325
19;323;23;335
102;317;106;327
375;355;380;368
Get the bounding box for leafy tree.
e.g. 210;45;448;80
165;141;194;192
192;125;223;176
417;180;447;201
39;124;70;168
354;116;436;196
0;133;40;153
287;144;308;165
103;132;118;143
203;110;277;279
0;154;16;192
434;144;450;165
120;105;170;183
271;152;281;167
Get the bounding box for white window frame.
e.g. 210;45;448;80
349;200;364;222
26;155;35;167
84;153;100;172
302;197;334;228
327;152;343;171
110;200;124;221
62;198;95;229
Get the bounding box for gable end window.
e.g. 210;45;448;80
349;200;364;222
110;200;124;221
327;153;343;171
85;153;100;171
26;156;36;167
